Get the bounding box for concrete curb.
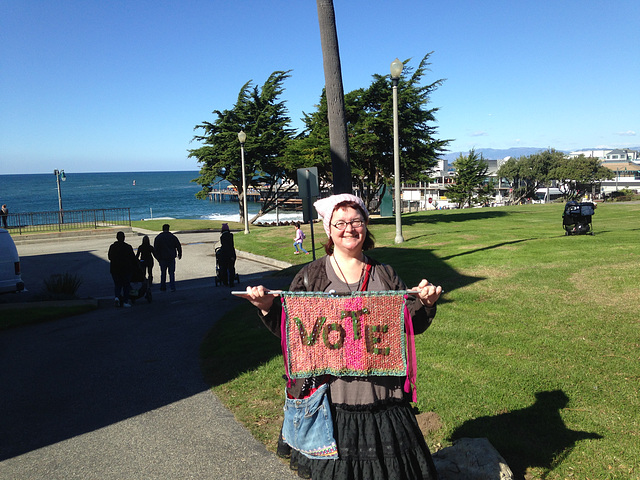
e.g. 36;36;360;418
235;250;292;270
11;227;134;245
0;298;99;311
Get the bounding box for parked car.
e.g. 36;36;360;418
0;228;25;293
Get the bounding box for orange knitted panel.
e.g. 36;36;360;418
282;292;407;378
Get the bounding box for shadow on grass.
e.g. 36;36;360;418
450;390;603;480
200;248;481;386
200;280;290;387
366;247;483;299
439;238;534;262
372;209;511;227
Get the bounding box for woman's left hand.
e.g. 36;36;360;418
412;279;443;307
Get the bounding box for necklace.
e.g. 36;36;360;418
332;255;366;292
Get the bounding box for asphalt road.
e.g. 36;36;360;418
0;229;299;479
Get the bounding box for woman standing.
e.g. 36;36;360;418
136;235;155;285
242;194;442;480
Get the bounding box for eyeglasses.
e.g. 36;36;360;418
331;219;365;230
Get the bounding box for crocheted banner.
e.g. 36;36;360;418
281;292;407;378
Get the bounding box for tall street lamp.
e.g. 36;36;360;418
238;130;250;234
390;58;404;244
53;169;66;224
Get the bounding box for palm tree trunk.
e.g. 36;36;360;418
316;0;352;194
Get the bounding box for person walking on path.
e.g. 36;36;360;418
108;231;137;307
293;221;309;255
136;235;155;285
154;224;182;292
1;204;8;229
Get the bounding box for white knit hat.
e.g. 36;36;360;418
313;194;369;237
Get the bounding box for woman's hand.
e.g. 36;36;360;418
412;279;443;307
238;285;276;316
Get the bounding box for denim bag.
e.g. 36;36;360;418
281;383;338;460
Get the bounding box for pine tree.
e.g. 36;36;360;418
447;149;493;208
188;72;295;224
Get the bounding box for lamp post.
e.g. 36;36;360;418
390;58;404;244
238;131;250;234
53;169;66;224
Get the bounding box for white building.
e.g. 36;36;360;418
568;149;611;159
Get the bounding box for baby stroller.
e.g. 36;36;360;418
215;246;239;286
562;201;595;235
129;260;153;303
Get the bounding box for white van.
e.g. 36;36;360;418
0;228;25;293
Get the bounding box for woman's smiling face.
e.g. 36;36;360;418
330;206;367;254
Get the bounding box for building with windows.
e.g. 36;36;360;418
569;148;640;164
599;161;640;194
567;149;640;194
603;149;640;163
400;149;640;209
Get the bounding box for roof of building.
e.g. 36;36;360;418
606;148;639;156
602;161;640;172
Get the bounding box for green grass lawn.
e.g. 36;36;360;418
0;304;97;330
130;218;246;233
201;202;640;480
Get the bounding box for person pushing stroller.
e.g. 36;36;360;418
216;223;237;286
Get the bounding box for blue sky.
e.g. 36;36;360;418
2;0;638;174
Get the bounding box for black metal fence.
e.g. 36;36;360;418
3;208;131;234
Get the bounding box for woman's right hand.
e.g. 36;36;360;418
240;285;276;315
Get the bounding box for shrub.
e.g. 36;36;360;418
608;188;639;202
43;273;83;299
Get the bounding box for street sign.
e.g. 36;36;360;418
297;167;319;224
297;167;320;260
297;167;320;199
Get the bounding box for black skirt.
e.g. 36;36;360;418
278;399;439;480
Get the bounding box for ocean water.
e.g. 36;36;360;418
0;171;302;224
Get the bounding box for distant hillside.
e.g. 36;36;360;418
443;147;561;162
571;146;640;153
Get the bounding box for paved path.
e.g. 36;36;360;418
0;230;299;479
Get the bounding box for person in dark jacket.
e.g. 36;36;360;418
153;224;182;292
240;194;443;480
108;231;137;307
1;204;8;229
136;235;155;285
